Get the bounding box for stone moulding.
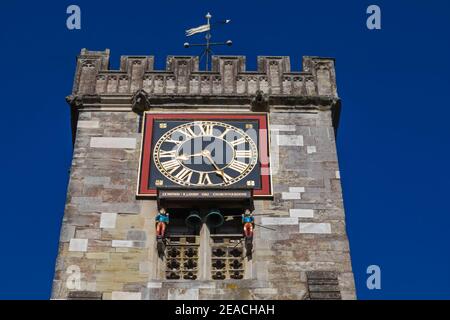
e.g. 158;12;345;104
66;93;342;140
68;49;342;136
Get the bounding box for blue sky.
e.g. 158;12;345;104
0;0;449;299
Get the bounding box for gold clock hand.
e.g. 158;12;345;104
202;150;221;172
176;152;204;161
177;149;228;182
201;150;229;182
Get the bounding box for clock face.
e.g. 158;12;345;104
153;121;258;187
138;113;272;197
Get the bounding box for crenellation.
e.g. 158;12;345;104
74;49;110;94
166;56;199;94
120;56;154;72
73;49;338;99
257;56;291;94
303;57;337;96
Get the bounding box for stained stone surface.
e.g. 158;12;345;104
51;49;355;300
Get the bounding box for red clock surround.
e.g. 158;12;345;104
137;112;272;198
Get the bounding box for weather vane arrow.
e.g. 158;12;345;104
184;12;232;71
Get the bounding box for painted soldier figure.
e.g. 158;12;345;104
242;209;255;257
242;209;254;239
155;208;169;239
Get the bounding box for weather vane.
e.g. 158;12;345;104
184;12;232;71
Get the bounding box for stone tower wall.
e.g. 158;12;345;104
52;49;355;300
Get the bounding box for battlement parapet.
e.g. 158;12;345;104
73;49;338;98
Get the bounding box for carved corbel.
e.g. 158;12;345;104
131;89;151;114
66;94;101;109
250;90;270;112
65;95;83;109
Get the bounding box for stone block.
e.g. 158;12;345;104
127;230;147;241
276;134;303;146
75;228;101;239
111;291;142;300
309;292;341;300
144;288;167;300
281;192;301;200
140;262;151;274
289;187;305;193
308;284;340;292
341;291;356;300
69;238;88;252
100;212;117;229
147;282;162;288
261;217;298;225
70;196;102;205
290;209;314;218
111;240;134;248
270;125;296;132
252;288;278;295
260;228;292;240
86;252;110;260
102;202;141;214
307;146;317;154
90;137;136;149
77;121;100;129
132;241;147;248
67;291;102;300
84;176;111;185
299;223;331;234
168;288;199;300
60;225;76;242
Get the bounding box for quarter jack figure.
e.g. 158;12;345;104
155;208;169;256
155;208;169;239
242;209;254;255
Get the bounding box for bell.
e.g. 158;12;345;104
205;209;224;228
185;211;202;228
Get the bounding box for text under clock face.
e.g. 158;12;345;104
153;121;258;187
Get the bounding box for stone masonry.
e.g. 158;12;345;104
51;48;355;300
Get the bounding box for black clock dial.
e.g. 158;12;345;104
153;121;258;187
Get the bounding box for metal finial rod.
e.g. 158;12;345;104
205;13;211;71
184;12;232;71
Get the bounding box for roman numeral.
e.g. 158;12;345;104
235;150;252;158
166;139;183;145
230;137;246;147
178;127;197;139
228;160;248;173
220;172;233;183
159;149;177;158
199;124;214;136
197;172;213;185
174;167;193;183
161;159;181;174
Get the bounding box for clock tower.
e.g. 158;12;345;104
52;49;356;300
